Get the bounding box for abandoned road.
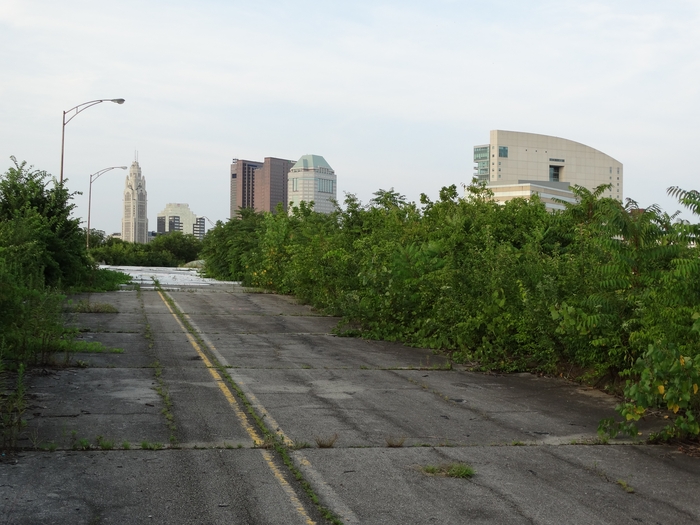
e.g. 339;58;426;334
2;267;699;524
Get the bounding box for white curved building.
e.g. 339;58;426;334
474;131;623;207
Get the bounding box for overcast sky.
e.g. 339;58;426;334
2;0;699;234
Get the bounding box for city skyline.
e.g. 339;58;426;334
2;1;700;233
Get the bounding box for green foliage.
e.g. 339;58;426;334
89;232;201;267
202;183;700;439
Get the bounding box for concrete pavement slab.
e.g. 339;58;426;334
205;332;449;370
1;449;321;525
295;445;700;525
229;368;572;447
21;368;169;450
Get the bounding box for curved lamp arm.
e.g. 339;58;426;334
87;165;128;248
63;99;125;126
60;98;125;183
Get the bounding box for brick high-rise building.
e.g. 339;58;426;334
229;157;294;217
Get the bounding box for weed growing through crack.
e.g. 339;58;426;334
74;438;90;450
141;287;177;446
290;440;312;450
42;442;57;452
385;436;406;448
141;441;164;451
511;441;526;446
315;433;339;448
96;436;114;450
68;299;118;314
617;479;635;493
421;462;475;479
122;441;131;450
256;434;277;449
151;360;177;443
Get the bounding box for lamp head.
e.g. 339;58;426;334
111;99;126;104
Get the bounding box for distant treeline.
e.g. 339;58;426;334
201;183;700;440
89;232;202;267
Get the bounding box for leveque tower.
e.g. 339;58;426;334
121;160;148;243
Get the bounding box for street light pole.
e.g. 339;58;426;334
87;166;128;249
60;98;125;184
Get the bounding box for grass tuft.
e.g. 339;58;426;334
69;299;118;313
290;440;312;450
315;433;339;448
385;435;406;448
421;462;475;479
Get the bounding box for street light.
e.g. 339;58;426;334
87;166;128;249
60;98;126;184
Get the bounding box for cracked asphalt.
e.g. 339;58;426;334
2;267;699;524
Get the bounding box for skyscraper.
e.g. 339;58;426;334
156;203;206;240
229;157;294;217
121;160;148;243
287;154;337;214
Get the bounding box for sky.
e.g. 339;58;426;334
2;0;700;234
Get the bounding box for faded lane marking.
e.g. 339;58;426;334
167;295;295;447
157;290;316;525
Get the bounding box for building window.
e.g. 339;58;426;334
498;146;508;158
610;167;612;174
473;146;489;161
292;178;298;191
318;179;334;194
617;167;620;174
549;166;560;182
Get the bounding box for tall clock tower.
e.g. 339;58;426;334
121;159;148;243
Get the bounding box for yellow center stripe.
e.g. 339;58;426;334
157;290;316;525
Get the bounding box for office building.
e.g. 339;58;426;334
473;130;623;208
230;157;294;217
288;154;337;214
156;203;206;240
121;160;148;243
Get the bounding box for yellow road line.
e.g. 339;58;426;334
167;298;294;447
156;290;315;525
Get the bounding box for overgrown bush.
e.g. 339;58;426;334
202;181;700;439
90;231;201;267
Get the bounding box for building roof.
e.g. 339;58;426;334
291;154;333;171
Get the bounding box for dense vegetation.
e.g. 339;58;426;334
202;183;700;439
89;231;202;266
0;158;130;447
